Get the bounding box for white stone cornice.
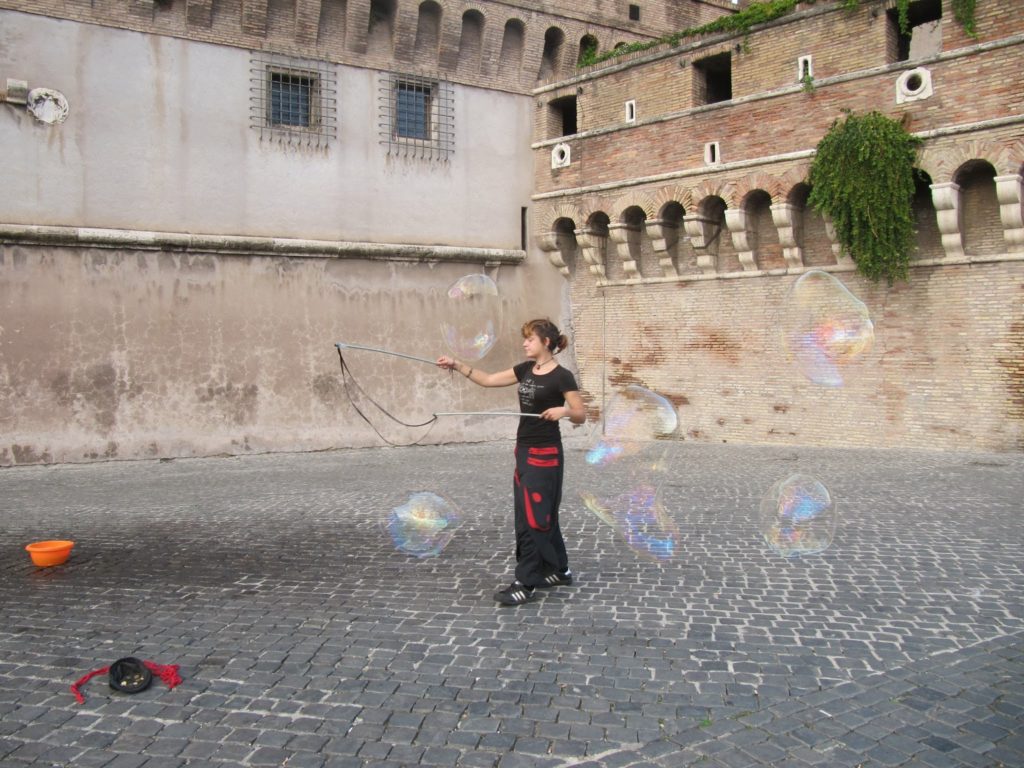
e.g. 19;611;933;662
0;224;526;265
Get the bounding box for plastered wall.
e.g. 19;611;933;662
0;245;569;464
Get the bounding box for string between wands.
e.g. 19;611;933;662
335;342;436;366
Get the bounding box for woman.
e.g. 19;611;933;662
437;318;587;606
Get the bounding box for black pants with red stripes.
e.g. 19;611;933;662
513;443;569;587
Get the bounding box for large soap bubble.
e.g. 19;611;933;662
581;482;679;561
760;473;837;557
581;385;681;560
440;274;501;361
586;385;678;467
780;270;874;387
383;491;462;558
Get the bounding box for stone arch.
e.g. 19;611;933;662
414;0;443;65
920;138;1002;185
538;201;584;230
610;190;657;221
736;171;784;205
691;178;729;208
539;26;567;81
456;9;485;75
780;164;810;194
651;185;692;217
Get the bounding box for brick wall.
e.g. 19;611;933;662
534;0;1024;453
0;0;731;94
569;259;1024;452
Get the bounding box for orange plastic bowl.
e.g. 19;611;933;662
25;540;75;567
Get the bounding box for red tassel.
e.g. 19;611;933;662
71;660;182;704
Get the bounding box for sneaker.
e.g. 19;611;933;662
537;569;573;588
494;580;536;606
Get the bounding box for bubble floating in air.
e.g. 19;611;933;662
581;385;681;560
383;491;462;558
779;270;874;387
760;473;837;557
440;274;501;361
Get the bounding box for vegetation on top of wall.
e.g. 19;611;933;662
842;0;977;36
579;0;980;69
807;110;922;284
578;0;801;68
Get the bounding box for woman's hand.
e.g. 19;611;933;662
540;407;566;421
436;355;457;371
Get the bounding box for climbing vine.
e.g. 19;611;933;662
807;110;922;284
579;0;980;68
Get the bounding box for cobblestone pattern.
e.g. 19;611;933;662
0;440;1021;767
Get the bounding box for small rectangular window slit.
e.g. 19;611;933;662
798;55;813;82
624;99;636;123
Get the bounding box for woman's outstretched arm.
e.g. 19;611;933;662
437;356;517;388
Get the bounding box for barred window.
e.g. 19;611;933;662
270;71;315;127
396;81;431;140
250;53;337;147
379;72;454;161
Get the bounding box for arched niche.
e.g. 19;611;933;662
457;10;485;75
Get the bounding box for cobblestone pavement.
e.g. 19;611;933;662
0;440;1021;767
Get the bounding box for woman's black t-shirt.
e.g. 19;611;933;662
514;361;579;446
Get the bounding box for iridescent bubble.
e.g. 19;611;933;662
581;386;680;560
585;385;678;467
581;482;679;561
383;492;462;558
780;270;874;387
760;473;837;557
440;274;501;361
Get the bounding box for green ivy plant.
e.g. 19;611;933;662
807;111;922;284
952;0;978;37
580;0;980;68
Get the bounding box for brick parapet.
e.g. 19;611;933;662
0;0;731;94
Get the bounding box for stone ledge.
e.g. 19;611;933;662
0;223;525;265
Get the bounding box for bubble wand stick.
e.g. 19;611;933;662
434;411;549;419
335;342;437;366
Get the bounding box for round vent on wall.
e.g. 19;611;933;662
896;67;933;104
26;88;70;124
551;142;571;169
